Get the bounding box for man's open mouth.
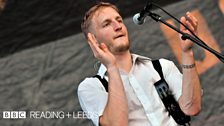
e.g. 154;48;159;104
114;34;125;39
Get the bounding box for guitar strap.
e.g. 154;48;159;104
151;60;191;126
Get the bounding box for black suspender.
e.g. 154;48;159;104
94;59;191;125
93;75;108;92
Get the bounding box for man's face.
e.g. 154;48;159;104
90;7;129;54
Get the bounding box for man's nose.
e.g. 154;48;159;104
112;21;122;31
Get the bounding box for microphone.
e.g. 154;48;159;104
133;3;152;25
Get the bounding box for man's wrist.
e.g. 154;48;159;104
106;64;118;73
182;50;196;67
182;63;196;69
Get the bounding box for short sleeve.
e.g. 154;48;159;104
159;59;183;100
77;77;108;126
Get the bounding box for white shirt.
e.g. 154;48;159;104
78;54;183;126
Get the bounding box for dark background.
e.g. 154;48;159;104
0;0;179;57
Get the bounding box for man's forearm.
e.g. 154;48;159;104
179;50;202;116
100;65;128;126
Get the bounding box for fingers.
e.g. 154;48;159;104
186;12;198;30
99;43;109;52
180;12;198;33
180;16;187;31
87;33;103;57
87;33;111;60
87;32;98;47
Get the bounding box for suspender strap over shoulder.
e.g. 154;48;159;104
93;75;108;92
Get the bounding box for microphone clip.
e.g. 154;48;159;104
139;2;152;19
148;12;161;22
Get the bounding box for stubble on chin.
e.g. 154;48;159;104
110;42;130;54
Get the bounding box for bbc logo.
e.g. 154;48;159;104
3;111;26;119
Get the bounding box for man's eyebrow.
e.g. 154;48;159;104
100;15;122;25
102;19;111;24
115;16;122;20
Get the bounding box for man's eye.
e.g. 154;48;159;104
103;23;109;27
118;20;123;23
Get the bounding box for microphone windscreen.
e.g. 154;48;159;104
133;13;146;25
133;13;143;25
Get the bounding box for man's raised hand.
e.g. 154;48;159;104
87;33;117;69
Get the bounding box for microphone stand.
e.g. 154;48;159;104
148;12;224;63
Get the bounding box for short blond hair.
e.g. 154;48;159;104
81;2;119;38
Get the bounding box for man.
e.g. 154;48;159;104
78;2;202;126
